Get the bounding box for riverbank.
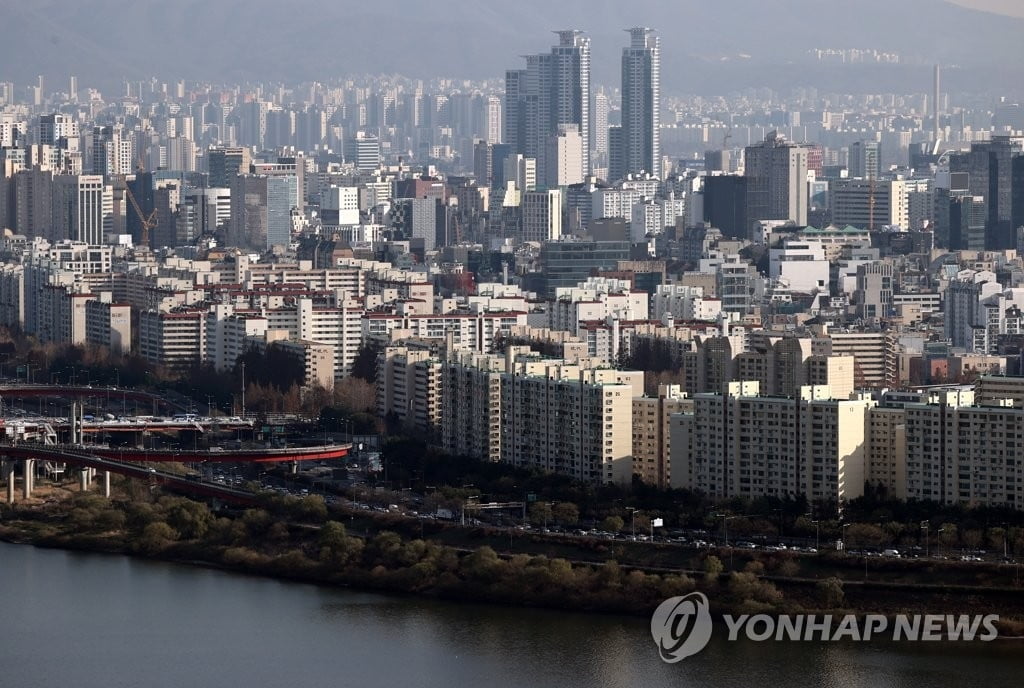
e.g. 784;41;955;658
3;489;1024;634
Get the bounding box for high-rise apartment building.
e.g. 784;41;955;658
89;125;133;177
621;27;660;179
592;90;609;161
441;348;638;484
505;30;590;187
671;382;874;504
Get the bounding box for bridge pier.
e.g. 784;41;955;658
22;459;34;499
102;471;111;498
4;461;14;505
79;467;90;492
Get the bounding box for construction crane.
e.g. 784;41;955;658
124;182;156;248
117;148;157;248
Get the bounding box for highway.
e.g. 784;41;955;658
0;444;259;505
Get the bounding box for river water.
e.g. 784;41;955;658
0;541;1020;687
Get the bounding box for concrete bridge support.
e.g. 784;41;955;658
22;459;34;499
4;461;14;505
102;471;111;498
79;467;90;492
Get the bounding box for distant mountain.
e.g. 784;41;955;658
1;0;1021;95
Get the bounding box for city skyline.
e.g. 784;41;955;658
1;1;1021;96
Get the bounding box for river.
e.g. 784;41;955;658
0;542;1020;687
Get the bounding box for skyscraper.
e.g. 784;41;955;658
207;147;251;189
505;30;591;187
51;175;109;244
621;27;660;180
592;90;609;160
948;136;1023;250
744;131;809;226
344;131;381;171
849;140;880;179
89;125;133;177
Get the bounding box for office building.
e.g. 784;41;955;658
848;140;880;179
948;137;1023;250
545;125;584;188
831;178;908;229
207;147;251;188
344;132;381;171
521;190;562;242
744;131;809;226
51;175;109;244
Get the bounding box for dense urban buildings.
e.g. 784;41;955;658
0;24;1023;512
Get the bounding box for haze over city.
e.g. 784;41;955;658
1;0;1022;93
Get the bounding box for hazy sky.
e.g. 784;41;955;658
1;0;1021;95
949;0;1024;17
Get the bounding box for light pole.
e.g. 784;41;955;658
811;520;821;551
841;523;852;551
921;520;930;558
240;362;246;418
627;507;638;540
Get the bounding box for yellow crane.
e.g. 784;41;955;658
118;150;157;248
124;182;156;248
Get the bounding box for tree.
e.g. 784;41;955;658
528;502;553;527
350;342;384;383
817;576;845;608
601;515;625;533
845;523;887;549
962;529;983;550
164;499;213;540
552;502;579;526
138;522;178;554
703;555;724;584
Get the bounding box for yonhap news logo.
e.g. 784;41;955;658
651;594;999;663
650;592;714;662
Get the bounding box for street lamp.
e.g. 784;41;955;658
938;526;951;559
627;507;638;540
921;520;930;558
712;512;738;548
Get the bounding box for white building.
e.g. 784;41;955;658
545;125;584;188
521;190;562;242
651;284;721;322
769;240;830;293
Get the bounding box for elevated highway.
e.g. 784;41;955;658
0;441;350;503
